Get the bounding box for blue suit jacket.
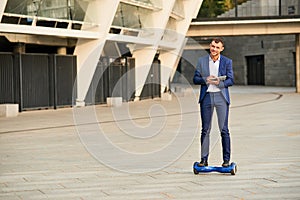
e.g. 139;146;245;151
193;55;234;104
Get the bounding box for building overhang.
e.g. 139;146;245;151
187;18;300;37
0;23;101;39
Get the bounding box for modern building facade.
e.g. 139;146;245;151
0;0;203;110
180;0;299;88
220;0;298;86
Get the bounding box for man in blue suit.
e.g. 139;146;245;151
193;38;234;167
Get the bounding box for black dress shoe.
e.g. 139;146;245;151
197;160;208;167
222;160;230;167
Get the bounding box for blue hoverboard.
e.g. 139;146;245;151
193;162;237;175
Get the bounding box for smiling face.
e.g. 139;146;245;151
209;40;224;60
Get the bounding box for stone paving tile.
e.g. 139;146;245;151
40;187;108;199
0;86;299;199
9;190;46;200
0;193;23;200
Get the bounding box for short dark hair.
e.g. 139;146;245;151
211;37;224;47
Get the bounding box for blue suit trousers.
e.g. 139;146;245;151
200;92;231;162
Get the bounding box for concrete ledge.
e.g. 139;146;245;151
0;104;19;117
161;93;172;101
107;97;122;107
75;99;85;107
173;87;185;97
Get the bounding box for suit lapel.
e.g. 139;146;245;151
203;55;210;77
218;55;224;76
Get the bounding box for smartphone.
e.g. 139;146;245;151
209;78;218;81
219;75;226;81
209;76;226;81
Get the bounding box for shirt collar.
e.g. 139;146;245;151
209;55;221;62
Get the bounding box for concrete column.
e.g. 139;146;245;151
132;0;176;100
159;0;203;93
57;47;67;55
74;0;120;106
296;34;300;93
0;0;8;22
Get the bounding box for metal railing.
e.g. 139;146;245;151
1;12;99;31
195;0;300;21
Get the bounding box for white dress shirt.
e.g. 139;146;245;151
207;56;221;92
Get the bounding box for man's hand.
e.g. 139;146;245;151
207;75;220;85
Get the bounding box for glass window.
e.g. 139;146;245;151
4;0;87;21
112;3;152;29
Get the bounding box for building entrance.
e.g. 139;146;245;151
246;55;265;85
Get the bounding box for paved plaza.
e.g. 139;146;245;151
0;85;300;200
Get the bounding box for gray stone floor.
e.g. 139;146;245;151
0;85;299;199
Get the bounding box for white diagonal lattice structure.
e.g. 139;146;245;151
0;0;203;105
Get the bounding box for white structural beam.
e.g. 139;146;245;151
132;0;177;100
0;0;7;21
74;0;120;106
0;23;100;39
107;33;155;46
1;33;73;46
159;0;203;93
